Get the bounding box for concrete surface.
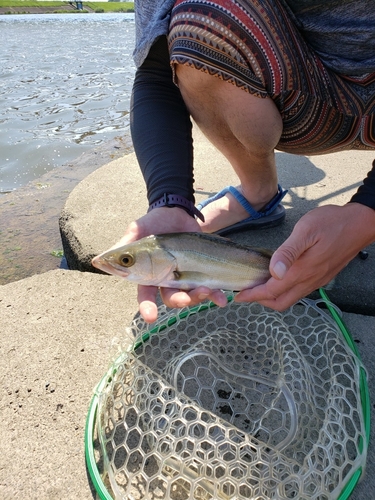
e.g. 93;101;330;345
60;126;375;315
1;270;137;499
2;126;375;499
1;271;375;499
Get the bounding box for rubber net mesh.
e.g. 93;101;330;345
97;299;367;500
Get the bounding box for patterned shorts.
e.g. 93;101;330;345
168;0;375;154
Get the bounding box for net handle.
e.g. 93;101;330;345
319;287;371;495
318;288;360;356
85;374;114;500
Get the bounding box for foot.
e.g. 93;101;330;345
198;185;278;234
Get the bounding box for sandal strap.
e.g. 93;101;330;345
226;185;288;220
197;185;288;220
260;184;288;216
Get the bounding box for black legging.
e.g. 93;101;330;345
130;36;196;205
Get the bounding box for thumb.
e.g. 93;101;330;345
270;232;308;280
107;221;144;250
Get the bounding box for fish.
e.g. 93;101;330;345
92;232;272;291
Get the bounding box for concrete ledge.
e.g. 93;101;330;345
0;270;137;499
59;127;375;315
59;152;148;273
1;269;375;498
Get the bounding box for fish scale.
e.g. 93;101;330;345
92;232;272;291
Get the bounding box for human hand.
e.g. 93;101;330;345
235;203;375;310
111;207;228;323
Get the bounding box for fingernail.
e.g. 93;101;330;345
273;261;287;279
176;302;187;308
143;306;152;317
198;293;209;300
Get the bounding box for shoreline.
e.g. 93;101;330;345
0;5;134;15
1;10;136;285
0;135;133;286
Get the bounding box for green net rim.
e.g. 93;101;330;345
85;289;370;500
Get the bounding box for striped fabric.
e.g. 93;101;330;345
168;0;375;154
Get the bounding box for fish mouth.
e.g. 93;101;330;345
92;256;130;278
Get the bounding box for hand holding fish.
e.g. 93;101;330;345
235;204;375;310
92;208;229;323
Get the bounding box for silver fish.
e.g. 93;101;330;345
92;232;272;290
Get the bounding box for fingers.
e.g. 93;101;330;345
269;224;313;280
236;217;318;309
125;210;216;322
205;290;229;308
234;277;311;311
109;208;202;252
161;286;228;309
137;285;159;323
235;231;328;310
138;285;228;323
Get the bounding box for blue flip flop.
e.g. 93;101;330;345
197;184;288;236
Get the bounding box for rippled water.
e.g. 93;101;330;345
0;13;136;193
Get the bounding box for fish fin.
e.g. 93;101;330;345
173;271;207;280
173;271;212;289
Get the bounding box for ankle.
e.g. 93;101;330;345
236;184;279;212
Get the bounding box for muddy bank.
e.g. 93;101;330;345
0;5;134;14
0;135;133;285
0;5;93;14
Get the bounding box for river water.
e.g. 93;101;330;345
0;13;136;194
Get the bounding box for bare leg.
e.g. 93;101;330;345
175;65;283;233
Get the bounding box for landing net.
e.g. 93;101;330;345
86;291;369;500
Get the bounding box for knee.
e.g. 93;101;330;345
174;64;221;95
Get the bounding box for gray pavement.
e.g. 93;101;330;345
2;126;375;499
60;126;375;315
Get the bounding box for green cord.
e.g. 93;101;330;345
319;288;370;498
84;373;114;500
319;288;360;356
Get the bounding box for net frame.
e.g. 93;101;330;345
85;289;370;500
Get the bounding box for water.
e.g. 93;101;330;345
0;13;136;194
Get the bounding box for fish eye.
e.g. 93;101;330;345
120;253;135;267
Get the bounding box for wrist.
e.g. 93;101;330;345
148;193;205;222
345;202;375;245
139;206;202;234
349;161;375;209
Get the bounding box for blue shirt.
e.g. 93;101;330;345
133;0;375;75
283;0;375;75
